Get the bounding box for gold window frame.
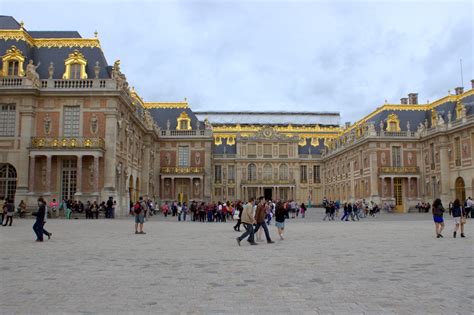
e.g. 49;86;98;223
62;50;88;79
1;45;25;77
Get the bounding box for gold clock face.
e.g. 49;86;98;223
263;129;272;137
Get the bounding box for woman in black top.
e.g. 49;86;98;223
275;202;286;240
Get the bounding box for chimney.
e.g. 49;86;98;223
345;122;351;129
400;97;408;105
408;93;418;105
454;87;464;95
471;79;474;89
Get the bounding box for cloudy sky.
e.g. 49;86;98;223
2;0;473;123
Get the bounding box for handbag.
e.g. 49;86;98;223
233;210;240;220
461;216;467;224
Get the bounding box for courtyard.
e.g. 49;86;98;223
0;209;472;314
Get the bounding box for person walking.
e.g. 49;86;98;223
275;201;286;240
300;202;307;219
450;199;465;238
432;198;445;238
465;197;473;218
32;197;47;242
181;202;188;222
233;201;243;231
2;198;14;226
253;197;275;244
236;198;257;246
133;197;146;234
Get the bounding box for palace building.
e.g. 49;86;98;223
0;16;473;214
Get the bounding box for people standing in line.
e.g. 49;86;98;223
85;201;92;219
253;197;275;244
236;198;257;246
49;198;59;218
275;201;286;240
233;201;243;231
2;198;14;226
162;201;169;218
199;202;206;222
341;203;350;221
177;202;182;221
33;197;47;242
450;199;465;238
65;199;72;220
91;201;99;219
105;197;113;218
432;198;445;238
133;197;146;234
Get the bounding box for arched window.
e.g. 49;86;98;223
62;50;88;79
0;163;17;201
247;163;256;182
279;164;288;181
263;163;272;181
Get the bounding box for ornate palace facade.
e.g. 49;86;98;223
0;16;473;213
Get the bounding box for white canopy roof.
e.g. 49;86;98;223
195;111;340;126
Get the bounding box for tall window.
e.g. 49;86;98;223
454;137;461;166
7;61;19;76
214;165;222;183
61;159;77;201
248;144;257;158
63;106;80;137
263;163;272;181
0;104;16;137
0;163;17;201
279;164;288;181
263;144;272;158
228;165;235;182
279;144;288;158
313;165;321;183
430;143;435;169
300;165;307;183
179;120;188;130
248;163;257;181
392;146;401;167
69;63;82;79
178;146;189;167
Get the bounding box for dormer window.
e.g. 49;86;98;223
1;46;25;77
62;50;88;79
386;113;401;132
176;111;192;130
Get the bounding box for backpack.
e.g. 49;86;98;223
133;202;142;214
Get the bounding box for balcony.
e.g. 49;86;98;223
160;129;212;138
160;167;204;175
379;166;419;175
0;77;117;90
30;137;105;150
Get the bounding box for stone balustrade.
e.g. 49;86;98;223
379;166;420;175
160;167;204;174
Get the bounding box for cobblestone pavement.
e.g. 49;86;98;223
0;209;472;315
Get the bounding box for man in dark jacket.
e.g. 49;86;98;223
33;197;46;242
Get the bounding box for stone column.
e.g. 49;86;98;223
29;155;36;193
45;155;52;195
369;148;379;202
93;156;99;195
76;155;83;197
390;177;394;199
171;177;175;201
161;177;165;200
438;136;451;206
349;160;355;202
103;111;118;197
407;177;411;198
17;98;37;202
141;136;151;197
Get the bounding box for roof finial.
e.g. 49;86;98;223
20;21;24;30
94;30;98;38
184;97;187;102
384;99;388;104
448;89;451;95
427;99;430;104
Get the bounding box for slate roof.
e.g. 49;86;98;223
298;138;326;155
0;16;110;79
213;139;237;154
0;16;21;29
147;107;205;130
28;31;82;38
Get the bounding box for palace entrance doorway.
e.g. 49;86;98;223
264;188;272;201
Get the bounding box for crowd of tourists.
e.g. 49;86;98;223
321;197;380;221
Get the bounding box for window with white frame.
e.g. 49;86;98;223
178;146;189;167
63;106;80;137
248;163;257;181
0;104;16;137
227;165;235;182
